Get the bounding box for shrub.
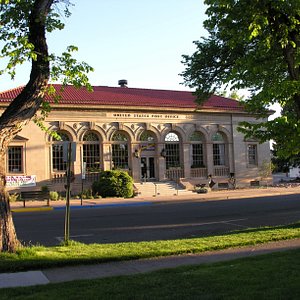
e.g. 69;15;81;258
49;191;59;201
80;189;94;199
92;170;134;198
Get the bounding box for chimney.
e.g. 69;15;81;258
118;79;128;88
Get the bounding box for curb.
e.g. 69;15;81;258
53;201;153;210
11;207;53;213
11;201;154;213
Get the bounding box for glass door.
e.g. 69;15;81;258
141;157;155;180
149;157;155;179
141;157;147;179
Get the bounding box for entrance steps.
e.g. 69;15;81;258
134;181;195;197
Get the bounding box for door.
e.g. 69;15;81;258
141;157;155;180
149;157;155;178
141;157;147;179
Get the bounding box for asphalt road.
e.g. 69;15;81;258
13;193;300;246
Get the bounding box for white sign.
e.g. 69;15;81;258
82;162;86;180
6;175;37;187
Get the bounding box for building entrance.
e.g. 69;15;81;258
141;157;155;180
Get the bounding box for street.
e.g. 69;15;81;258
13;193;300;246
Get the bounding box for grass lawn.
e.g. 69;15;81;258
1;248;300;299
0;222;300;273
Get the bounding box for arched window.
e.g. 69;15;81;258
165;132;180;169
52;131;70;172
140;131;155;142
83;131;101;172
111;131;129;169
212;132;224;142
212;132;226;166
190;132;205;167
140;130;156;152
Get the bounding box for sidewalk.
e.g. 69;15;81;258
1;238;300;289
10;185;300;212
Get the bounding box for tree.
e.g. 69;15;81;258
216;90;245;101
272;144;300;172
181;0;300;157
0;0;93;252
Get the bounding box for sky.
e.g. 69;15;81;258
0;0;207;92
0;0;280;119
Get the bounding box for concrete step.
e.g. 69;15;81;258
134;181;195;197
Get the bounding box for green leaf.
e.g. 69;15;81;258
182;0;300;157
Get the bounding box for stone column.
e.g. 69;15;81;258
183;143;191;178
74;143;82;184
102;143;111;171
157;143;166;181
228;142;234;173
131;143;141;181
206;142;214;177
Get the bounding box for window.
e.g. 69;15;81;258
111;131;129;169
192;144;204;167
52;132;70;172
212;132;224;142
112;132;128;142
213;144;226;165
165;132;180;169
212;132;226;166
8;146;23;173
140;131;155;142
248;144;257;165
140;130;156;152
190;132;204;167
83;132;101;172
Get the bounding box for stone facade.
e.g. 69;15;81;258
1;85;272;194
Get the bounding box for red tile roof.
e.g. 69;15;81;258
0;84;244;111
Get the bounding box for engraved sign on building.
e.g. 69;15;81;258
108;112;182;119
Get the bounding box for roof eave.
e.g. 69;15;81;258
0;102;247;114
49;103;246;113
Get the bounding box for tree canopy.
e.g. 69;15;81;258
0;0;93;124
0;0;93;253
181;0;300;157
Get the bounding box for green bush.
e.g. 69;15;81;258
80;189;94;199
49;191;59;201
92;170;134;198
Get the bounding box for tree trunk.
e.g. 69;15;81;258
0;151;20;251
0;0;54;252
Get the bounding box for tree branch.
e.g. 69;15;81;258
0;0;54;137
